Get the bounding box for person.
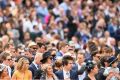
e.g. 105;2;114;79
55;55;79;80
29;52;43;79
41;51;53;69
83;60;98;80
53;59;63;73
0;52;12;78
103;56;120;80
40;64;58;80
0;64;10;80
72;51;86;80
12;57;32;80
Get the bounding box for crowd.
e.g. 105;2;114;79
0;0;120;80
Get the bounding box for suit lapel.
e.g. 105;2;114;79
31;63;37;70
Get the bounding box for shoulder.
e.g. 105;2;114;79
55;70;63;74
83;76;91;80
13;70;19;74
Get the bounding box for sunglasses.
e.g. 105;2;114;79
7;58;12;61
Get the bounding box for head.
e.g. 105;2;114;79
4;42;15;56
102;46;113;56
17;57;29;71
23;32;31;41
86;60;98;75
44;64;53;75
59;41;69;53
0;52;12;66
108;56;118;68
34;52;43;65
77;51;85;65
62;55;74;71
41;51;52;64
1;35;10;47
28;41;38;55
100;56;109;67
0;64;8;77
37;43;46;53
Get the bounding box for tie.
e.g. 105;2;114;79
37;65;39;69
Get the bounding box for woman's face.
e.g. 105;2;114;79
46;65;53;75
2;68;8;76
23;60;29;70
92;65;98;74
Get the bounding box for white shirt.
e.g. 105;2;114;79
63;69;70;79
32;62;39;69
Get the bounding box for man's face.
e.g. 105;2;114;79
77;54;84;64
6;56;12;66
66;60;73;71
93;53;101;62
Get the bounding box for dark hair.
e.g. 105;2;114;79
100;56;109;67
62;55;74;66
37;43;46;49
86;60;96;73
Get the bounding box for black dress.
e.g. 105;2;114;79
83;75;91;80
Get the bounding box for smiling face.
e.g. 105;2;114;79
46;65;53;75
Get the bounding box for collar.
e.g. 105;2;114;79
59;51;64;55
32;61;39;69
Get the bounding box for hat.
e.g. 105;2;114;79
0;64;5;72
108;56;118;66
40;51;51;63
28;41;37;48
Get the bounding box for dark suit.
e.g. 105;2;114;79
55;70;79;80
29;63;38;78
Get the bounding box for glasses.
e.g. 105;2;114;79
68;62;73;64
7;58;12;61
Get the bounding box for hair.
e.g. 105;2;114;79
58;41;68;50
100;56;109;67
62;55;74;66
54;59;62;68
37;43;45;48
85;60;97;73
44;64;52;72
0;52;10;63
17;57;29;71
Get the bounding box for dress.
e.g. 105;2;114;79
12;70;31;80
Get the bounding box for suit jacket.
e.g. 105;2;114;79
55;70;79;80
72;63;86;75
29;63;38;78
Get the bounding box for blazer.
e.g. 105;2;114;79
55;70;79;80
29;63;38;78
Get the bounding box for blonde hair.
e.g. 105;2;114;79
17;57;29;71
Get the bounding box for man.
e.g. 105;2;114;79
0;52;12;78
55;55;79;80
72;52;86;80
29;52;43;79
56;41;69;59
37;42;46;53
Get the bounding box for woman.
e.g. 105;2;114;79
83;60;98;80
12;57;32;80
40;64;58;80
0;64;10;80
